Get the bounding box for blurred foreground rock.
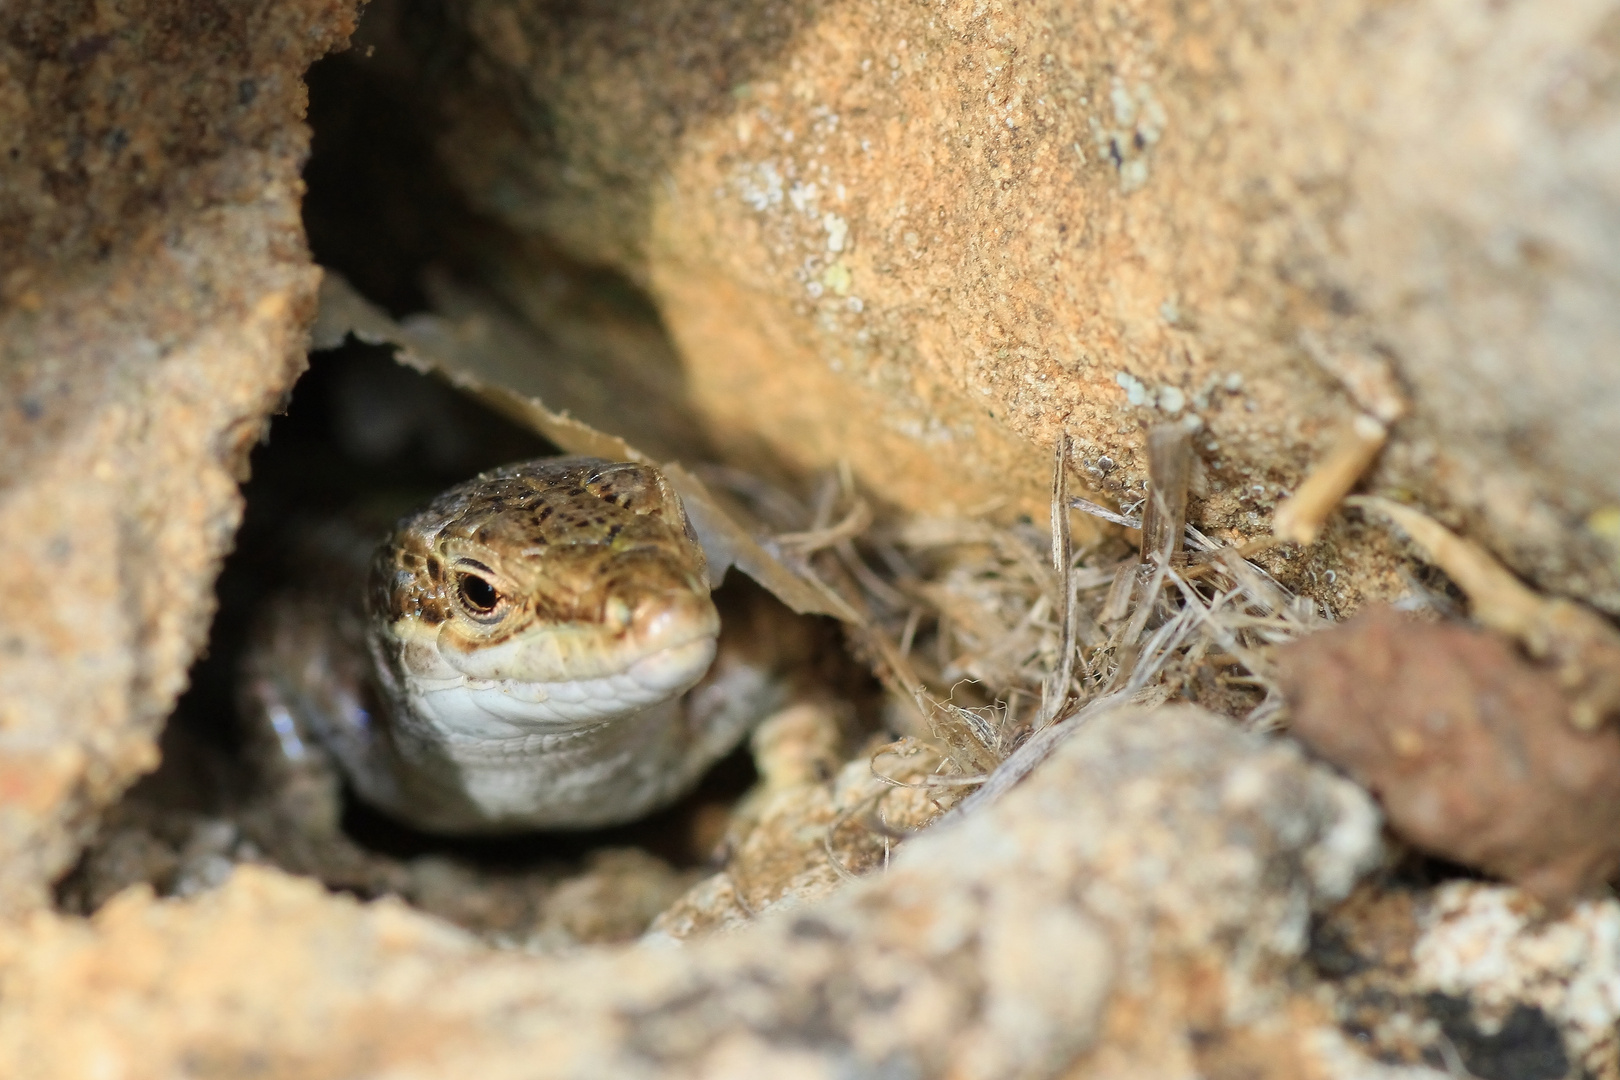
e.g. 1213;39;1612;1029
1317;881;1620;1079
0;705;1391;1079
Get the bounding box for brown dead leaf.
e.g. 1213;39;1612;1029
1279;605;1620;905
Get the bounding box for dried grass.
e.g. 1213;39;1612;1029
698;435;1332;809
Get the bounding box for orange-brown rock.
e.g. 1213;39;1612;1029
406;0;1620;613
0;0;360;911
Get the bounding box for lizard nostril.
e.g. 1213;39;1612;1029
604;596;632;631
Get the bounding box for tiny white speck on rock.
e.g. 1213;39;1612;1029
823;213;849;253
1115;371;1151;408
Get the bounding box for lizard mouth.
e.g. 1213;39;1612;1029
413;576;722;682
399;634;719;736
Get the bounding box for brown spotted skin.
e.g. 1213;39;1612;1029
246;457;795;835
369;458;709;666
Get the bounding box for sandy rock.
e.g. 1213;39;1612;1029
0;1;360;912
0;705;1383;1078
408;0;1620;611
1316;881;1620;1079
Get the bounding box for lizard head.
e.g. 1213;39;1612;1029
367;457;719;737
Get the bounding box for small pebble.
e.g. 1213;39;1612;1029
1279;605;1620;905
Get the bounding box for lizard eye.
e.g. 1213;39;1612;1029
455;572;504;620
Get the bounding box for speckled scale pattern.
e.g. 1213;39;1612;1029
247;456;791;835
370;458;706;647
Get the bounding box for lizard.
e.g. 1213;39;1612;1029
240;455;815;858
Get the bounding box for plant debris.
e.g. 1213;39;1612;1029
823;423;1329;812
1271;414;1388;546
1278;605;1620;905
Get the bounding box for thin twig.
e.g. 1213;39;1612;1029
1038;435;1075;729
775;498;874;553
1140;422;1192;565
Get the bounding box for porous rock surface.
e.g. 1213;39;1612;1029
0;1;360;911
416;0;1620;610
1317;880;1620;1078
0;706;1388;1078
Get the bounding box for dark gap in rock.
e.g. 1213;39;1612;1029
300;2;476;318
296;1;725;466
1423;994;1571;1080
55;0;878;951
1384;848;1494;891
1305;916;1371;980
54;346;758;946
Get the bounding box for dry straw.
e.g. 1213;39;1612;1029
715;425;1334;817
